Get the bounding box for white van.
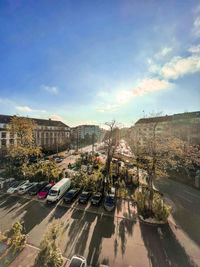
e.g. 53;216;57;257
46;178;71;203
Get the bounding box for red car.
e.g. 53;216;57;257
37;183;54;199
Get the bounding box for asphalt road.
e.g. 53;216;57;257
154;177;200;264
0;193;199;267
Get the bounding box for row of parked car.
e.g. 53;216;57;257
6;180;55;199
4;178;116;211
63;187;116;211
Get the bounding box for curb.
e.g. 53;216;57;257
138;215;168;226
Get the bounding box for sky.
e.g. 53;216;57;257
0;0;200;128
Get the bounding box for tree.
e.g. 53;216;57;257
6;116;42;178
24;161;62;182
33;220;63;267
103;120;119;189
4;222;27;256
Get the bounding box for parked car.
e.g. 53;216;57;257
37;183;54;199
7;180;29;194
46;178;71;203
104;188;116;212
78;191;92;204
28;181;48;196
63;188;81;203
3;179;15;190
91;192;103;206
68;255;87;267
18;182;37;195
55;158;63;163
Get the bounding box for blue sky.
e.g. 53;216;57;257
0;0;200;127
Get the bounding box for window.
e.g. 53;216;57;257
10;139;14;145
1;139;6;146
1;132;6;138
10;132;14;138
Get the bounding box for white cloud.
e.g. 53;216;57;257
155;47;172;58
96;104;120;113
16;106;32;112
161;56;200;79
41;85;59;94
16;106;46;113
188;44;200;54
192;17;200;38
147;58;161;74
132;79;170;96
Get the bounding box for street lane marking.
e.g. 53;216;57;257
177;195;192;203
183;190;200;199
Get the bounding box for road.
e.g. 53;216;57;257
0;193;199;267
154;177;200;262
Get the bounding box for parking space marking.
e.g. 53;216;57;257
0;191;138;222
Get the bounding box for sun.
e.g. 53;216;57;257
116;90;132;104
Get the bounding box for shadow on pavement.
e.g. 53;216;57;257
6;197;30;214
12;200;52;234
140;222;197;267
64;209;95;256
118;217;136;256
116;198;122;214
154;178;200;247
0;195;25;211
87;214;115;267
74;212;97;256
48;205;70;222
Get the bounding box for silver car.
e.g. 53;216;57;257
68;255;87;267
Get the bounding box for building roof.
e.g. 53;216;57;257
135;111;200;124
0;114;69;128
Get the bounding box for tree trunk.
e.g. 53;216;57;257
136;157;139;184
148;173;153;214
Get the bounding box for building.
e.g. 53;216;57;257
0;115;70;154
71;125;103;140
132;111;200;147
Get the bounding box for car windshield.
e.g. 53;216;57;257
12;182;20;188
81;192;88;197
93;195;101;200
42;185;51;192
36;183;44;188
66;190;75;197
106;196;114;203
48;190;58;196
70;258;82;267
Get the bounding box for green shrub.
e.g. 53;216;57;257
4;222;27;256
152;193;170;222
134;188;150;213
33;220;63;267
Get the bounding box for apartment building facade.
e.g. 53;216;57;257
0;115;70;154
132;111;200;147
71;125;103;140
